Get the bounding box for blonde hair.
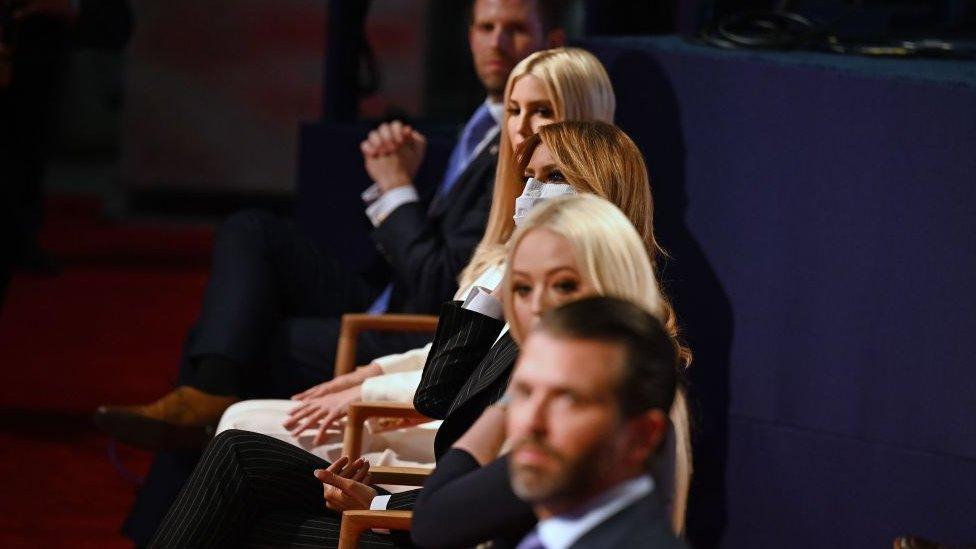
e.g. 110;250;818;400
473;120;692;366
520;121;659;258
501;194;663;344
460;47;615;287
501;194;693;534
525;122;692;367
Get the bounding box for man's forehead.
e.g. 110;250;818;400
473;0;539;23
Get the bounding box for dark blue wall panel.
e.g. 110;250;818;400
295;35;976;548
582;36;976;548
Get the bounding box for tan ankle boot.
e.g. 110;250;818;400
137;387;239;425
94;387;239;451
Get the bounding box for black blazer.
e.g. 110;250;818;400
385;300;518;513
414;300;518;458
372;137;498;314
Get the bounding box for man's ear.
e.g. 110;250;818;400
623;409;668;467
545;28;566;48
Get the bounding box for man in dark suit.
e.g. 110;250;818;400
505;296;687;549
97;0;566;545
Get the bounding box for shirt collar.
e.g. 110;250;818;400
533;475;654;549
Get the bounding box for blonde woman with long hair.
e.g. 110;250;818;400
214;48;618;460
410;194;691;546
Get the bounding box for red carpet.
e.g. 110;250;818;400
0;195;214;547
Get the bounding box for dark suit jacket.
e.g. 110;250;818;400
373;138;499;314
385;300;518;512
411;450;687;549
414;300;518;458
411;450;535;549
569;492;687;549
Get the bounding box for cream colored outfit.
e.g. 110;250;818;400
215;264;506;471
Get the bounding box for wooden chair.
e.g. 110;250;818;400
332;313;438;548
337;402;433;548
333;313;440;377
339;510;412;548
332;311;439;462
337;466;427;549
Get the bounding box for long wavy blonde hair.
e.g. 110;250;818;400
465;120;692;367
501;194;693;535
459;47;615;287
501;194;663;344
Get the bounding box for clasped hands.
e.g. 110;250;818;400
361;120;427;193
314;456;378;512
311;402;511;512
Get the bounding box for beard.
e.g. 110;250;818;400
508;435;610;505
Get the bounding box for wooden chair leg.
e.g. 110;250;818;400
338;510;412;549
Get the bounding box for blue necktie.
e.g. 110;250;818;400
438;103;496;198
367;105;496;315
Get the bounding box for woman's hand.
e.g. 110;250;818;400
291;363;382;402
283;384;363;446
314;456;378;512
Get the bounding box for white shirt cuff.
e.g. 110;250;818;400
365;185;419;227
361;183;382;205
370;494;391;510
462;286;504;320
369;494;393;534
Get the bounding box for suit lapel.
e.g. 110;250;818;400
427;135;499;219
448;333;519;415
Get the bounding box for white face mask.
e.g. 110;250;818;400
512;177;577;226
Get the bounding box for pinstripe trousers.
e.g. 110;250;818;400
149;430;401;548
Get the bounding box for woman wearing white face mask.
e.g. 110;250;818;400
414;121;692;536
215;47;618;462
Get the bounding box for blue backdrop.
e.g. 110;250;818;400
581;36;976;548
296;35;976;548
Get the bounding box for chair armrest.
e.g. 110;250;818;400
338;510;412;549
368;465;432;486
334;313;439;376
343;401;433;460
